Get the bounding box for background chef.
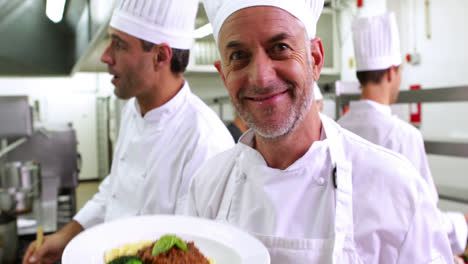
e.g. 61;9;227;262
185;0;452;263
338;12;468;255
23;0;234;263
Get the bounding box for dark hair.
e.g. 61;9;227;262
140;40;190;74
356;65;400;86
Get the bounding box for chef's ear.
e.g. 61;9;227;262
153;43;172;71
386;66;396;82
310;37;324;82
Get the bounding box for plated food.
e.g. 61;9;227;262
104;234;214;264
61;215;269;264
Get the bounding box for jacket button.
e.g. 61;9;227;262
317;177;325;185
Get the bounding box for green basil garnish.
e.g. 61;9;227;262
108;255;142;264
151;234;188;257
174;237;188;252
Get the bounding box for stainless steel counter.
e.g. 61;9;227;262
17;177;59;236
18;200;57;236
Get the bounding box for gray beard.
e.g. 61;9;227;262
234;79;315;140
253;84;313;139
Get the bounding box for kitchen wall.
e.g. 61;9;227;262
185;72;235;121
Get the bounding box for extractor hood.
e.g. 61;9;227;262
0;0;114;76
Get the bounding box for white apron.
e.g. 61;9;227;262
214;132;363;263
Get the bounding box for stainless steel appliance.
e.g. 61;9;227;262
6;127;78;192
1;124;79;262
7;126;80;232
0;97;78;261
0;96;32;139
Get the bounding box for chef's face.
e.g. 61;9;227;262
215;7;323;139
101;27;154;100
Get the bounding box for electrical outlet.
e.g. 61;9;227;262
406;53;421;65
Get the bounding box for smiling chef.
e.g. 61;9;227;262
184;0;453;263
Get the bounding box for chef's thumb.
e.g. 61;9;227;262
28;247;45;263
28;255;38;263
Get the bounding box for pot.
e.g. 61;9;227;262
13;188;33;214
0;189;15;214
0;162;22;189
0;187;33;215
0;161;41;199
21;161;41;198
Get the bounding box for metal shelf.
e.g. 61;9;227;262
438;185;468;204
396;86;468;103
337;85;468;107
425;140;468;157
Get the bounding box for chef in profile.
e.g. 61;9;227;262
22;0;234;263
184;0;453;262
338;12;468;255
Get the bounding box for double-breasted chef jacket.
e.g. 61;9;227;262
186;114;452;263
74;81;235;228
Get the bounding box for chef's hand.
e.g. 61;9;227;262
22;232;67;264
22;220;84;264
454;255;465;264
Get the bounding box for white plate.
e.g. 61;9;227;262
62;215;270;264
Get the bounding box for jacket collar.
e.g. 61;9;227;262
350;99;392;116
131;81;190;124
237;113;335;173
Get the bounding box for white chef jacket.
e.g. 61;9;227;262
338;100;436;198
186;114;453;263
74;81;234;228
338;99;468;254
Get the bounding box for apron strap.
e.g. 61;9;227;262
323;115;356;263
332;160;354;263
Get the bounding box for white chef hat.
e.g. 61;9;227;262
314;83;323;101
110;0;198;50
203;0;325;43
352;12;402;71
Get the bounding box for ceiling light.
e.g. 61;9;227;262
194;23;213;39
46;0;67;23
